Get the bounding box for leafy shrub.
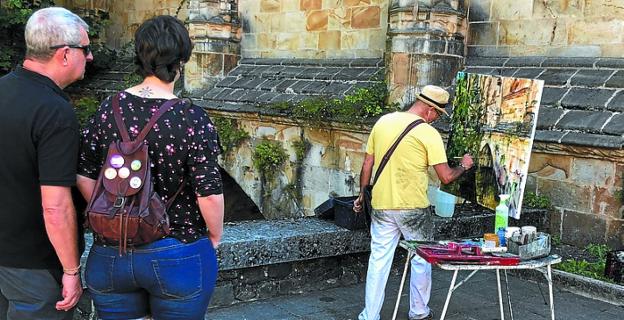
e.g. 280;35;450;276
253;140;287;181
212;117;249;154
522;192;552;209
73;96;99;127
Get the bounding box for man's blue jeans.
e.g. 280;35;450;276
85;237;217;320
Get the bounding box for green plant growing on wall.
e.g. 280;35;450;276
253;140;287;182
121;72;143;88
522;192;552;209
73;95;100;127
292;139;308;163
212;117;249;154
267;81;399;124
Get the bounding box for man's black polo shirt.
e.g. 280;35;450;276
0;67;79;269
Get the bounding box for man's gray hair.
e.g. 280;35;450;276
25;7;89;61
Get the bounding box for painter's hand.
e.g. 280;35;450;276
353;193;363;213
461;153;474;170
55;273;82;312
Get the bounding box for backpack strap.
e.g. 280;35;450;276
165;179;186;210
111;93;181;143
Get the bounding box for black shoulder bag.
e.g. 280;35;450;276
361;119;425;222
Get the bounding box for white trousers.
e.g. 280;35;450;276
359;209;433;320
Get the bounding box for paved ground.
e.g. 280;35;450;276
207;268;623;320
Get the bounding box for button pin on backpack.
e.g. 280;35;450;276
104;168;117;180
110;154;124;168
129;177;142;189
131;160;142;171
118;167;130;179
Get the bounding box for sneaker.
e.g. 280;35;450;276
408;310;434;320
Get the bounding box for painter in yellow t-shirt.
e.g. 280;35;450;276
366;111;447;209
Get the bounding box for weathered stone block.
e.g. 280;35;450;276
605;70;624;88
585;0;624;18
556;110;612;133
599;44;624;58
277;32;300;50
537;69;576;86
592;187;623;218
284;12;307;32
539;87;568;107
570;69;615;87
562;210;607;246
528;152;572;179
469;22;498;46
491;0;533;19
533;0;583;18
537;179;591;213
341;30;370;50
560;132;624;149
570;158;615;188
606;219;623;247
257;33;277;49
307;10;329;31
468;0;491;22
560;88;615;110
319;30;341;50
569;19;624;45
499;19;566;46
603;114;624;135
513;68;543;79
351;6;380;29
300;0;322;11
260;0;281;13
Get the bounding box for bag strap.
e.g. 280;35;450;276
371;119;424;186
111;93;185;208
111;93;181;143
165;180;186;210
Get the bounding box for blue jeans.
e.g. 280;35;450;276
85;237;217;320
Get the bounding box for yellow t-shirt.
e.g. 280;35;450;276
366;112;447;209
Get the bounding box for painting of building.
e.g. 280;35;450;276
442;72;544;219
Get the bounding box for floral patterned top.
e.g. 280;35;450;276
78;92;222;243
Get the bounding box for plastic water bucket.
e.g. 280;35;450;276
434;188;456;217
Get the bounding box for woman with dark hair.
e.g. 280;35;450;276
77;15;224;320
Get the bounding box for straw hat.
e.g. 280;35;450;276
416;85;450;116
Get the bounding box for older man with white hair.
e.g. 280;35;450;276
0;7;92;320
355;85;474;320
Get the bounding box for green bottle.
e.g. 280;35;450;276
494;194;510;233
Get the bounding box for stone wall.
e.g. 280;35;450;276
238;0;388;59
58;0;189;48
468;0;624;57
527;145;624;247
213;112;367;219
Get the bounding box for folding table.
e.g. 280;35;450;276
392;240;562;320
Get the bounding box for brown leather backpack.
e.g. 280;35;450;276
86;94;184;254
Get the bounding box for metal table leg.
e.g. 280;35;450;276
504;270;514;320
548;265;555;320
440;270;459;320
496;269;505;320
392;251;414;320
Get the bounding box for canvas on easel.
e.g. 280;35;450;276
441;72;544;219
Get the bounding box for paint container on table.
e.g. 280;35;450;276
497;227;507;247
483;233;499;248
434;188;456;218
494;194;510;233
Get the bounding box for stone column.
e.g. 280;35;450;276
386;0;468;107
185;0;241;93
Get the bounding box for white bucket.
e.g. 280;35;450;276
434;188;456;217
